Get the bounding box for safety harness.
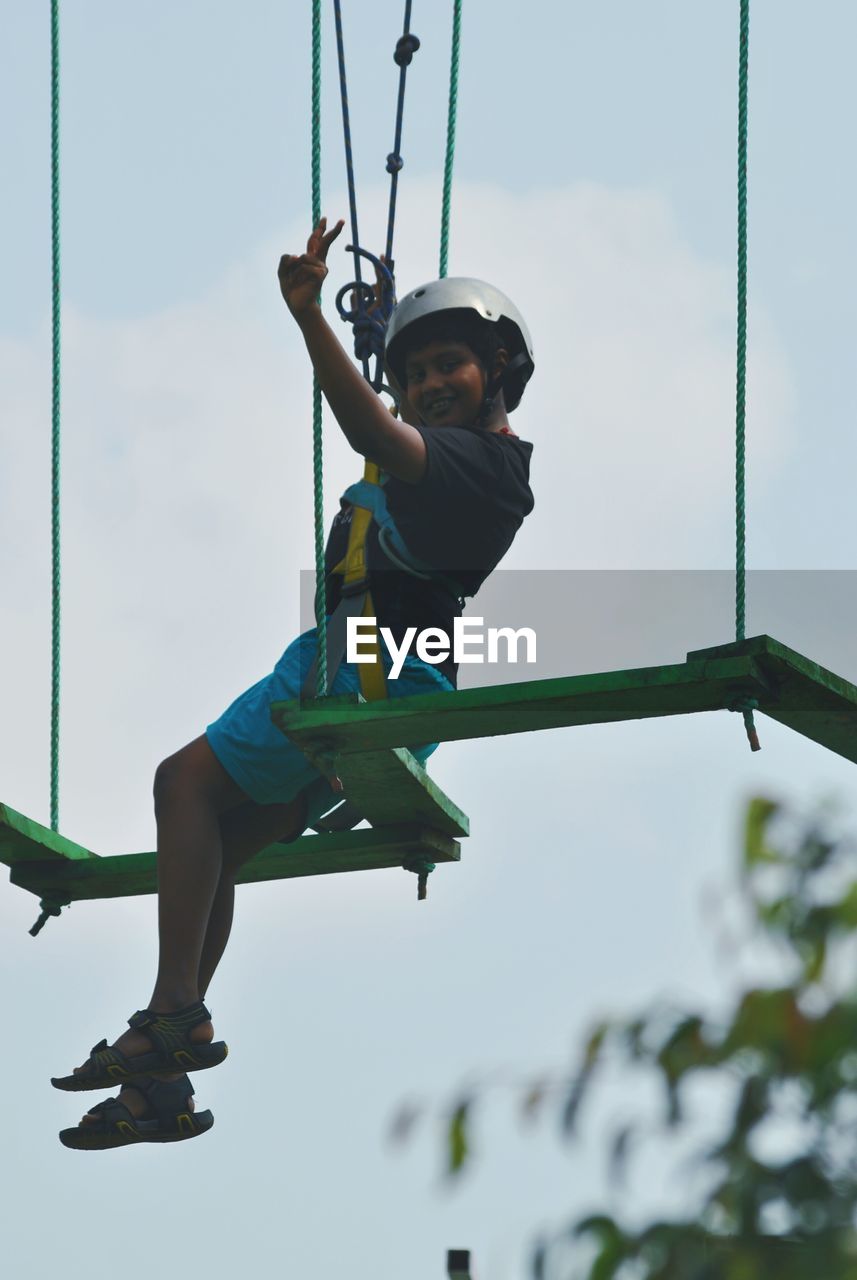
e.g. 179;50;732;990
301;459;467;704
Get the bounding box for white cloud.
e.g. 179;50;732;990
429;180;794;572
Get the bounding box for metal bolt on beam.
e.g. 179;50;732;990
447;1249;473;1279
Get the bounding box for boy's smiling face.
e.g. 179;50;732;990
403;339;486;428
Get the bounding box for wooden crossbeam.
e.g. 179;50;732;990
686;636;857;764
1;736;469;917
0;803;98;867
8;635;853;920
272;649;774;754
314;748;468;837
0;802;459;904
272;636;857;766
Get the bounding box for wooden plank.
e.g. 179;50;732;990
686;635;857;764
272;652;773;755
317;748;469;837
0;803;99;868
9;825;460;903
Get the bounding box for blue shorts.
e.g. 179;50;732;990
206;625;454;827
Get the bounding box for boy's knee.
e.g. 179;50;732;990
153;735;247;818
153;747;207;816
153;753;183;817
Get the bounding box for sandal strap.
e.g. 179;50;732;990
84;1042;138;1079
86;1097;135;1127
134;1075;195;1123
81;1081;194;1134
136;1070;194;1111
127;1001;212;1054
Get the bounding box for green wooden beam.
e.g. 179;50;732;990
272;636;857;766
272;650;774;754
5;823;459;904
312;747;469;837
8;635;852;921
0;803;98;866
686;635;857;764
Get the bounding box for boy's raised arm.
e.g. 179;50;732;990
278;218;426;484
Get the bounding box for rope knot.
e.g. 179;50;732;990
402;857;435;901
394;33;420;66
335;248;396;391
350;312;387;364
386;152;404;175
30;895;69;937
729;696;761;753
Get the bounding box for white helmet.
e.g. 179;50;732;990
384;277;534;412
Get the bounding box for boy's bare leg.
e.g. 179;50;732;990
197;790;309;998
71;738;306;1055
148;738;308;1009
74;738;312;1123
145;736;244;1010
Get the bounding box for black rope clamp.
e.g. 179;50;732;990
386;152;404;175
394;33;420;66
335;247;396;391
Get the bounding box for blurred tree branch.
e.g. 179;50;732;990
392;798;857;1278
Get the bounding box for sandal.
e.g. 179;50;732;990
59;1074;213;1150
51;1000;228;1092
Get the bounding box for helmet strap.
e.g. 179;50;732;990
476;368;504;426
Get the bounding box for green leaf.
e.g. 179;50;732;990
731;1074;769;1139
530;1239;548;1280
834;881;857;928
622;1016;648;1061
657;1015;707;1082
608;1123;635;1186
573;1213;623;1243
561;1022;608;1137
561;1073;587;1137
388;1100;423;1146
744;797;782;869
802;932;827;984
757;895;794;934
447;1099;471;1177
571;1215;630;1280
585;1021;609;1066
799;830;837;877
520;1078;550;1126
665;1078;683;1128
725;987;800;1060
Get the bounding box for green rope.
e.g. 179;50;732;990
735;0;758;750
735;0;749;644
311;0;327;698
403;856;436;901
50;0;61;830
438;0;462;279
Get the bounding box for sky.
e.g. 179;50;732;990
2;2;857;1277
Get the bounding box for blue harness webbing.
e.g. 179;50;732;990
301;467;467;702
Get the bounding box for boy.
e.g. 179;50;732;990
53;218;535;1148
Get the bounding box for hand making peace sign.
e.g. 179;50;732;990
278;217;345;318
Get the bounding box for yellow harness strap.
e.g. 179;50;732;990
330;460;388;702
